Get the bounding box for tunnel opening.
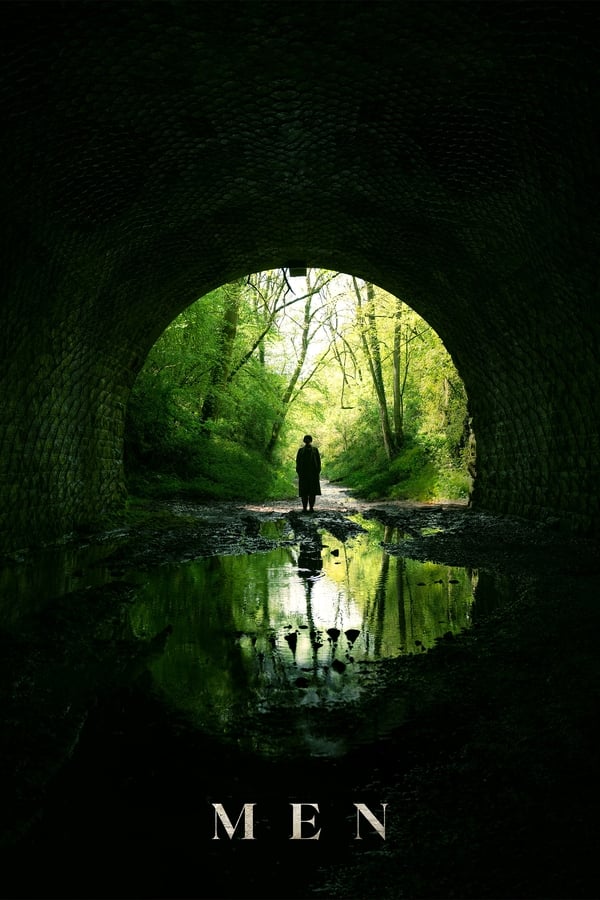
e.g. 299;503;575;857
123;266;474;513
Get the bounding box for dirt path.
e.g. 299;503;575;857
241;477;465;514
111;478;595;584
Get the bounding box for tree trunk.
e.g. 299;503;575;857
264;269;334;459
265;291;312;458
200;284;241;425
391;295;405;449
352;278;398;460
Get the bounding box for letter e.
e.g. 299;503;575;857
290;803;321;840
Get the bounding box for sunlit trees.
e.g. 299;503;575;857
124;269;471;502
261;268;337;458
352;277;399;460
321;278;470;499
347;278;433;460
199;280;243;425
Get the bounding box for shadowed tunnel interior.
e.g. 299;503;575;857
1;0;599;553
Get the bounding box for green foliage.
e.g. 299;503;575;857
125;270;472;504
211;357;283;448
323;395;470;502
320;280;472;502
127;431;296;502
327;439;470;503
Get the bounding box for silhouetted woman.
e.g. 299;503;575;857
295;434;322;512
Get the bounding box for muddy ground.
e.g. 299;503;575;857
1;481;600;899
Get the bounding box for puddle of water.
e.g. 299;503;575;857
0;516;496;761
127;517;480;758
258;518;295;541
0;542;116;623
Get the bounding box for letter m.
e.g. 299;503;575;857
212;803;256;840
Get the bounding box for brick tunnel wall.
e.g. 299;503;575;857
0;0;599;553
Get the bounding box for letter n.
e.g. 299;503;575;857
353;803;387;840
212;803;256;840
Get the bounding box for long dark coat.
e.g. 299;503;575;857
295;444;322;496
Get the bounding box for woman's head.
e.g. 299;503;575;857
303;434;313;444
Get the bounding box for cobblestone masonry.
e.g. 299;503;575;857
0;1;599;551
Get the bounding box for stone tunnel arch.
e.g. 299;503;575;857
1;0;599;553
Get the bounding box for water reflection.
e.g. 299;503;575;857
0;542;116;622
0;517;496;759
128;519;480;757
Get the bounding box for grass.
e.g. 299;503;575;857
126;433;296;503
